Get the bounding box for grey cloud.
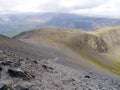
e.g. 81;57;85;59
0;0;119;18
37;0;108;13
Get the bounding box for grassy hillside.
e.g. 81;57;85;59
14;27;120;76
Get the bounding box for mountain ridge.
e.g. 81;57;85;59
14;27;120;76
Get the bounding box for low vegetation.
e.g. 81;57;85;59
14;27;120;76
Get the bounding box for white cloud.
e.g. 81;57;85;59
0;0;49;13
39;0;107;12
0;0;119;17
72;0;120;18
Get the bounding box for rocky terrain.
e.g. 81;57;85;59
0;27;120;90
0;48;120;90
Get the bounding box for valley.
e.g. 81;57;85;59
1;13;120;37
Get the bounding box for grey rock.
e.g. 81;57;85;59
0;50;3;54
0;85;13;90
0;85;29;90
1;61;12;66
85;75;91;78
0;55;6;61
7;69;35;80
42;64;55;72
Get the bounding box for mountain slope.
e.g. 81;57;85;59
0;34;55;60
0;42;120;90
14;27;120;76
0;30;120;89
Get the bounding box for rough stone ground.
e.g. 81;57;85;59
0;49;120;90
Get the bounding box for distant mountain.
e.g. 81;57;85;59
44;13;120;30
1;13;120;37
0;13;57;37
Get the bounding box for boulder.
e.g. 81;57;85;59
0;85;29;90
85;75;91;78
7;69;34;80
42;64;54;72
0;85;13;90
0;50;3;54
1;61;12;66
0;55;5;61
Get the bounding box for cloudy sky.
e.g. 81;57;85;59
0;0;120;17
